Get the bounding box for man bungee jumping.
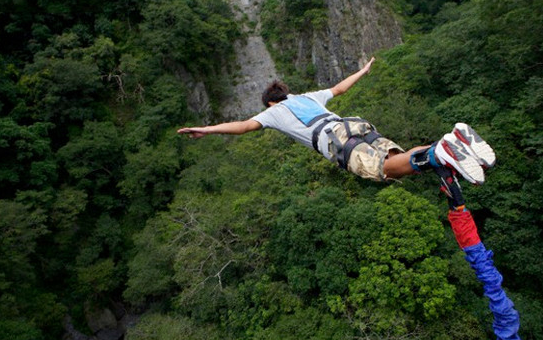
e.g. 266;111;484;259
177;57;495;184
177;57;521;338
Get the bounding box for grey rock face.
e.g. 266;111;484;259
192;0;402;120
221;0;279;119
309;0;403;86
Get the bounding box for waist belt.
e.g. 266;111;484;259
318;117;382;170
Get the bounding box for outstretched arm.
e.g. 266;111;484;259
177;119;262;139
330;57;375;97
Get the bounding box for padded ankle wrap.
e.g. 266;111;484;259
410;145;439;172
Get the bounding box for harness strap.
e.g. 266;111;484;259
311;118;341;152
339;137;365;170
312;117;383;170
330;118;383;170
325;128;344;157
312;117;371;152
344;120;352;138
363;130;381;144
343;117;370;124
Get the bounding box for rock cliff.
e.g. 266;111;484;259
220;0;278;120
314;0;403;86
190;0;403;120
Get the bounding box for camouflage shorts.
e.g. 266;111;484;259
328;120;404;181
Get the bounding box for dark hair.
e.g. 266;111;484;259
262;80;289;108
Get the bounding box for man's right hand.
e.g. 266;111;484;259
361;57;376;73
177;127;208;139
176;120;262;138
330;56;376;97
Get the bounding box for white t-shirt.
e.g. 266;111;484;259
251;89;341;160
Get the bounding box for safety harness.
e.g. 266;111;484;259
322;118;382;170
310;116;382;170
281;95;382;170
311;117;341;151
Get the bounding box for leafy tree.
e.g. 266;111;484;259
74;214;124;301
330;187;454;336
140;0;240;75
223;276;303;338
123;212;179;305
57;121;124;210
19;52;105;129
83;35;118;74
40;186;89;280
76;258;118;298
0;200;47;288
125;313;223;340
0;55;21;115
0;118;56;197
270;187;377;296
252;306;353;340
0;320;43;340
0;199;54;339
130;74;192;134
119;138;180;219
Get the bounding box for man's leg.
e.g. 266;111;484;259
383;146;429;179
384;141;483;184
384;149;467;210
384;128;491;184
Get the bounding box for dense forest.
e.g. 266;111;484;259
1;0;542;339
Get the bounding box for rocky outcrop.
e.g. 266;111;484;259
313;0;403;85
212;0;402;120
221;0;278;120
63;303;139;340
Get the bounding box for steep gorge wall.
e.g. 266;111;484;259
313;0;403;86
189;0;403;120
220;0;279;120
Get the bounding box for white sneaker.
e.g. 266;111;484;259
453;123;496;168
435;133;485;185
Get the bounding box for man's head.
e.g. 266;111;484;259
262;80;289;108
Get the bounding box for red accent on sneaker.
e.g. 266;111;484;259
454;130;470;144
441;141;458;160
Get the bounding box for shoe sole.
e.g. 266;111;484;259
453;123;496;168
435;133;485;185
